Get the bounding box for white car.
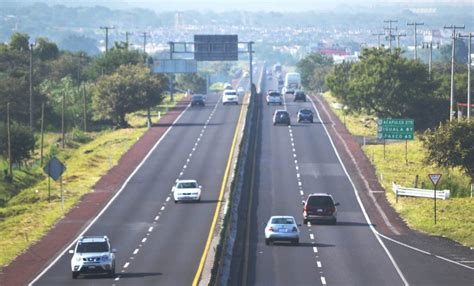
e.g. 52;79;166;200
69;236;116;279
264;216;300;245
237;87;245;96
172;179;202;203
266;91;283;105
223;89;239;105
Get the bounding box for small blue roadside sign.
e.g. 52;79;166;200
43;157;66;181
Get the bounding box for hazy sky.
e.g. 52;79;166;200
8;0;474;11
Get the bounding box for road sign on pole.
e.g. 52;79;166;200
377;118;414;140
43;157;66;208
428;173;442;224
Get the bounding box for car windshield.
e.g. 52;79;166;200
178;182;198;188
76;241;109;253
307;196;334;207
300;109;312;114
271;217;295;224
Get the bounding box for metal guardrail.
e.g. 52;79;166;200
392;183;450;200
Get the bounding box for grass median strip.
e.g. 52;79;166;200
0;95;184;267
321;92;474;247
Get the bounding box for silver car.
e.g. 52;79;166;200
69;236;116;279
264;216;300;245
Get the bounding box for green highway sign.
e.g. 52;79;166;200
377;118;414;140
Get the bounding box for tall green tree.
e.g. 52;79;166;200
422;120;474;183
176;73;206;94
88;45;142;78
297;52;333;90
9;32;30;52
34;37;59;61
92;64;166;127
0;122;35;167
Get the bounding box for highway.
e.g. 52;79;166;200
233;73;474;285
31;89;244;285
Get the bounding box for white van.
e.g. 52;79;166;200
283;72;301;93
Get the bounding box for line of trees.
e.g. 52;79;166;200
0;32;170;175
298;47;473;187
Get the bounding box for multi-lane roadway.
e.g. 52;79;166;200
31;89;244;285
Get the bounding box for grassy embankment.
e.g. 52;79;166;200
0;94;184;267
321;92;473;247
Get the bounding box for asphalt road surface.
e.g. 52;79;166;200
32;90;243;285
239;74;474;285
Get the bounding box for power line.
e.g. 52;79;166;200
384;20;398;51
396;32;407;49
407;22;424;60
372;32;384;48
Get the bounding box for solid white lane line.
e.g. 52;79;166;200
313;247;318;253
154;215;159;221
142;238;147;243
133;249;139;255
123;262;130;269
317;261;322;268
148;226;154;232
310;234;314;240
321;277;327;285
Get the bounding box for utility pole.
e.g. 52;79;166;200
459;32;472;120
396;32;407;49
407;22;424;60
384;20;398;51
124;31;133;49
100;26;115;55
422;41;438;80
7;102;12;177
372;32;384;48
444;25;465;121
141;32;148;54
29;42;34;130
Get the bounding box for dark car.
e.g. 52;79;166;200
273;109;290;125
297;108;313;123
302;193;339;224
294;90;306;101
191;95;205;106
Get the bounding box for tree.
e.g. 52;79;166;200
0;122;35;167
439;38;469;65
325;61;352;103
34;37;59;61
92;64;166;127
327;48;445;130
176;73;206;94
88;46;142;78
297;52;333;90
422;120;474;183
9;32;30;52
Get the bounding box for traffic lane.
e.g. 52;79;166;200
247;96;322;285
113;98;243;285
33;94;223;285
284;94;405;285
382;237;474;286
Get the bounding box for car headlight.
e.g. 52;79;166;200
75;256;82;262
101;255;110;261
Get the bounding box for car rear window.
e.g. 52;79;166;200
271;217;294;224
269;92;281;97
300;109;312;114
225;92;237;96
307;196;334;208
192;95;202;100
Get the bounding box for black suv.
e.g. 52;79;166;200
303;193;339;224
273;109;291;125
297;109;313;123
293;90;306;101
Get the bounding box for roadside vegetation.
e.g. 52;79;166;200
0;32;200;267
297;47;473;247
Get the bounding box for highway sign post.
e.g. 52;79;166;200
377;118;414;163
428;173;442;224
43;157;66;209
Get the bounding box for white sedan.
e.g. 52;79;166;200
264;216;300;245
172;179;202;203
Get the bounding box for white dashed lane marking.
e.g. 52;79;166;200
321;276;327;285
133;249;139;255
123;262;130;269
310;234;315;240
141;237;147;243
313;247;318;253
148;226;154;232
166;197;170;202
317;261;322;268
160;206;165;211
